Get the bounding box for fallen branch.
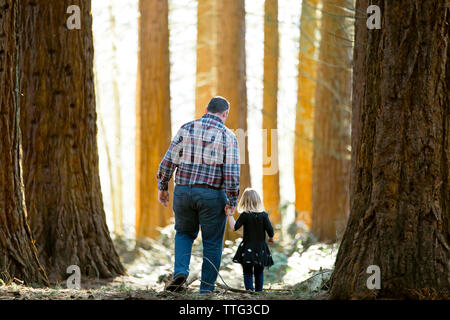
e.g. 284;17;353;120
263;288;293;292
301;269;333;283
216;283;255;294
186;277;197;287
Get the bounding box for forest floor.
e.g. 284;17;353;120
0;224;338;300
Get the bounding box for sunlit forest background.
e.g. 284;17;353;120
86;0;353;293
92;0;303;236
3;0;445;300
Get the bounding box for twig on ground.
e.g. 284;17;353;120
216;283;255;294
186;277;197;287
301;269;332;283
263;288;293;292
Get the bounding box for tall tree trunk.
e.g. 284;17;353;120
19;0;124;282
294;0;319;229
0;0;48;286
217;0;250;193
330;0;449;299
311;0;351;242
262;0;280;224
109;2;124;236
195;0;218;118
135;0;172;239
217;0;249;240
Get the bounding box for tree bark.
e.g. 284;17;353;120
0;0;48;286
311;0;351;242
195;0;218;118
262;0;280;224
330;0;450;299
217;0;250;193
294;0;320;228
217;0;250;240
18;0;124;282
135;0;172;239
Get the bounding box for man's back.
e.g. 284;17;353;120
157;113;240;208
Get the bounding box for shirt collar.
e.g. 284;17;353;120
202;113;224;124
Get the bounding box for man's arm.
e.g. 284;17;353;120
156;127;185;203
223;133;240;208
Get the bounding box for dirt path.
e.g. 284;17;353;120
0;276;323;300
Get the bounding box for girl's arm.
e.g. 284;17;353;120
228;212;245;232
264;213;275;240
228;215;236;231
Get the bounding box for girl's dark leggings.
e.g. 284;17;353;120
242;264;264;291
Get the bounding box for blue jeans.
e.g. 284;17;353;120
172;185;227;293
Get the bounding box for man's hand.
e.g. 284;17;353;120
225;205;235;216
268;237;274;244
158;190;169;207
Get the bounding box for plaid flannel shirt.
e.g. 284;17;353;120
157;113;240;207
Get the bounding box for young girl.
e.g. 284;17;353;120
227;188;274;292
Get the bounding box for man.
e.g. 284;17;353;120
157;96;240;294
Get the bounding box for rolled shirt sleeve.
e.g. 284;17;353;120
223;133;240;207
156;128;184;191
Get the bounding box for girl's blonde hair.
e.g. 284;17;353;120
237;188;265;213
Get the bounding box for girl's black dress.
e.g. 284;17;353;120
232;211;274;267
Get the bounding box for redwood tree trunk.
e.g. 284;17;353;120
135;0;172;239
217;0;250;193
294;0;319;228
330;0;449;299
195;0;218;118
18;0;124;282
262;0;280;224
0;0;48;286
311;0;351;242
217;0;250;240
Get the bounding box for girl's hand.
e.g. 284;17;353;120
268;237;274;243
225;205;235;216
